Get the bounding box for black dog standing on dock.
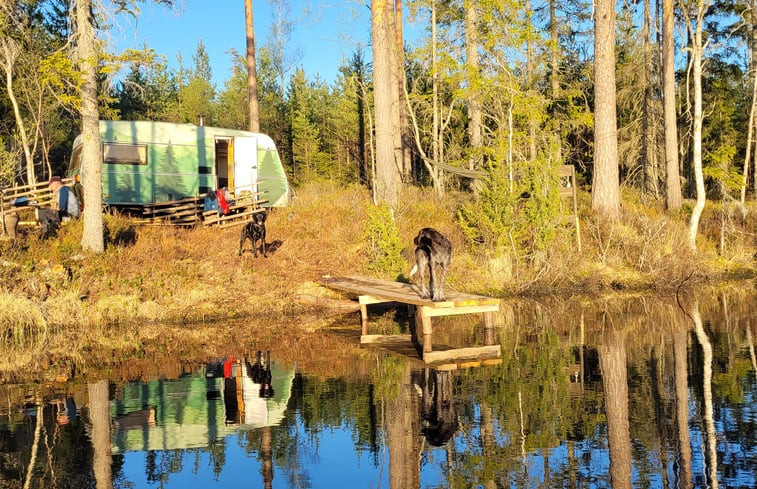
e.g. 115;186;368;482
410;228;451;301
238;210;267;257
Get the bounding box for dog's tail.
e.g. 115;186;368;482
409;264;418;277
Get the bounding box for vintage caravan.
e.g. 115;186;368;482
68;120;289;207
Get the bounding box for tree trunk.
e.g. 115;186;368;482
598;328;631;489
372;0;402;206
464;0;482;175
689;301;719;489
77;0;105;253
432;1;440;194
642;0;659;197
688;10;706;251
395;0;412;180
742;1;757;203
387;366;420;489
261;425;273;489
525;0;537;162
355;54;369;185
88;380;113;489
662;0;682;209
245;0;260;132
549;0;562;163
672;318;692;489
754;1;757;200
0;40;35;185
592;0;621;218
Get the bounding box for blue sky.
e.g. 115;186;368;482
112;1;379;87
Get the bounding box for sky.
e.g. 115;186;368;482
111;1;381;87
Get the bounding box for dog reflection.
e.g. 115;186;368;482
247;350;274;399
416;368;458;446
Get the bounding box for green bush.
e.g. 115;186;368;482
363;203;407;279
458;154;560;256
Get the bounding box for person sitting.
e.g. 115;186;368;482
38;176;79;237
204;190;219;212
205;188;232;215
48;176;80;221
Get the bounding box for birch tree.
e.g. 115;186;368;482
686;0;710;250
0;26;35;185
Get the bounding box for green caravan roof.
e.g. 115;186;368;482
96;120;279;150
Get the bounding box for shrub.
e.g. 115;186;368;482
363;202;407;279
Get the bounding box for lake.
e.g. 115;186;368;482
1;286;755;488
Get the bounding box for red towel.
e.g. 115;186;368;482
217;188;230;215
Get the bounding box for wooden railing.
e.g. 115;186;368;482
1;178;74;235
2;181;267;235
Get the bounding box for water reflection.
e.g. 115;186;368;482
111;352;294;453
0;288;755;488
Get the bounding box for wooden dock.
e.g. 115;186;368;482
320;275;501;364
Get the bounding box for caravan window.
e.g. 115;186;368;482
103;143;148;165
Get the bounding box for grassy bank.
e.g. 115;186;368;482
1;182;755;373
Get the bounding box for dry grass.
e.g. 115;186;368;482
0;181;755;376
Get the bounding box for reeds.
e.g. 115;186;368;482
0;293;48;348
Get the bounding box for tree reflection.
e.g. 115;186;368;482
387;364;421;489
672;311;692;489
1;290;756;488
597;323;631;489
689;299;719;489
88;379;112;489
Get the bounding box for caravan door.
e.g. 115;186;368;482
233;136;258;197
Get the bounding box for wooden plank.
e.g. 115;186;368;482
203;206;265;227
423;345;502;364
360;334;413;344
320;275;500;309
218;218;254;229
143;196;202;208
419;303;500;318
358;295;393;305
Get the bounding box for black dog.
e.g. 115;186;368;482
409;228;451;301
238;210;267;257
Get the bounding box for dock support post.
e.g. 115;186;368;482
483;311;494;328
423;334;433;354
360;304;368;336
420;307;433;336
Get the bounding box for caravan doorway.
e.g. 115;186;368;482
214;138;232;189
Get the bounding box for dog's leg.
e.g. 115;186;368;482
415;248;430;299
238;233;247;256
252;237;258;258
434;263;447;301
261;230;267;257
429;262;439;301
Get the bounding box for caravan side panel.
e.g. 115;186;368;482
100;121;216;204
